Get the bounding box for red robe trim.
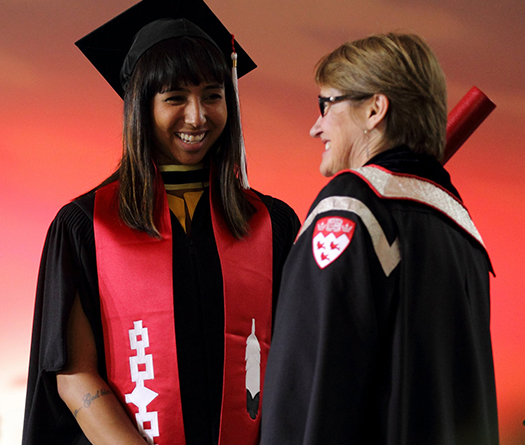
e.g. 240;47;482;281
94;176;272;445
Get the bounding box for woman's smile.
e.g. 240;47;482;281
152;82;227;165
176;131;206;144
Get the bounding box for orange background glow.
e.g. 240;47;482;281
1;0;524;443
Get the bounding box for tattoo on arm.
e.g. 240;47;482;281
73;387;112;418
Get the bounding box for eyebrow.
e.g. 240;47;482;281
160;83;224;94
203;83;224;90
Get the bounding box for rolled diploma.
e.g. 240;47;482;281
443;86;496;164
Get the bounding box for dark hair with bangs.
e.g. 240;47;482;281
145;37;228;91
102;36;254;238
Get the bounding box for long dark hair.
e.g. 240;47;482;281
100;37;254;238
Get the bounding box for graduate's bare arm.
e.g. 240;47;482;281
56;293;147;445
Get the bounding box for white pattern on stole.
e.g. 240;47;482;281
125;320;160;445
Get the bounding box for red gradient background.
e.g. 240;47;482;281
1;0;524;443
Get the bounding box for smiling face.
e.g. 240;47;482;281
310;86;368;177
151;82;228;165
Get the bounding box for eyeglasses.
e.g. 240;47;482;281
318;94;354;117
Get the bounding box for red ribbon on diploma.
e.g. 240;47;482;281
443;86;496;164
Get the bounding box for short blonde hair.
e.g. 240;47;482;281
315;33;447;160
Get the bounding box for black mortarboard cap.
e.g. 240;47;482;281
75;0;256;98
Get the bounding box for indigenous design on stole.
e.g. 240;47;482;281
94;174;272;445
245;318;261;419
209;171;273;444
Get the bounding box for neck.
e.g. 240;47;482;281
350;130;391;169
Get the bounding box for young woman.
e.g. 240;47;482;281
22;2;299;444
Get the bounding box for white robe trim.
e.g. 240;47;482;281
353;166;486;248
298;196;401;277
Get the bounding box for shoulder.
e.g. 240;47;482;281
305;170;395;234
47;192;95;247
321;169;371;195
251;189;301;234
55;192;95;222
249;190;301;268
352;166;490;255
251;189;298;218
298;172;400;277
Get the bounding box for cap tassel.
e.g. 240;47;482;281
231;35;249;189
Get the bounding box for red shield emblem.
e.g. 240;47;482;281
312;216;355;269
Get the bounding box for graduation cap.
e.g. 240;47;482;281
75;0;256;98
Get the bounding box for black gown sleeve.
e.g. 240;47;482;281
22;194;101;445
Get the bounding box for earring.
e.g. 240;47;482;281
363;129;370;157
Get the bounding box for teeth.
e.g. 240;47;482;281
177;132;205;143
325;142;331;151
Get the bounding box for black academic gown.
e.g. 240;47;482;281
22;187;300;445
260;147;499;445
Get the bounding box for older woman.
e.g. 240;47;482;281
261;33;498;444
22;1;299;444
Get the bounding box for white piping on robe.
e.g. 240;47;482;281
298;196;401;277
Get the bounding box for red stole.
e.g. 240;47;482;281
94;177;272;445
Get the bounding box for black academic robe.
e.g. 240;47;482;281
22;187;300;445
260;147;499;445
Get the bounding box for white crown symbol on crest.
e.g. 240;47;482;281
342;223;353;233
317;222;327;231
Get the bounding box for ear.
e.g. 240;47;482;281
365;94;389;131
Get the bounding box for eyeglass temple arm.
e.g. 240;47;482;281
443;86;496;165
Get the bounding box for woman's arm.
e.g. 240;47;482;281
56;293;147;445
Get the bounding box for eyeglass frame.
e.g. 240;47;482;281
318;93;374;117
318;95;353;117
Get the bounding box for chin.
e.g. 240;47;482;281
319;165;334;178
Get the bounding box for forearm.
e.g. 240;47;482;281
57;370;146;444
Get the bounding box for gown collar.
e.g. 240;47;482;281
159;163;210;191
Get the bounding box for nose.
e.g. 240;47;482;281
184;98;205;127
310;115;322;138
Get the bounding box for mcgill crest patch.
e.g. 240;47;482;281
312;216;355;269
